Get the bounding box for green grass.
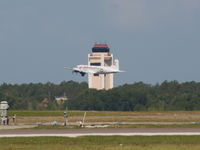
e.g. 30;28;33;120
9;110;120;117
9;110;200;117
9;110;66;117
9;110;145;117
1;136;200;150
8;110;200;124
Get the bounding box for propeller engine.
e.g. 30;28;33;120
72;70;85;76
80;72;86;76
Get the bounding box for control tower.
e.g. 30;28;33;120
88;44;114;90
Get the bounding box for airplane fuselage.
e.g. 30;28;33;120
74;65;120;74
65;59;123;76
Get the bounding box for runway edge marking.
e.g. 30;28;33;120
1;132;200;138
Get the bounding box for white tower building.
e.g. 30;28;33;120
88;44;114;90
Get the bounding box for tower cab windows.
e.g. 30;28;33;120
90;63;101;66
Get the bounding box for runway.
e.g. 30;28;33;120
1;128;200;137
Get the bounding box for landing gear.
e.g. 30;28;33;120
72;70;86;77
80;72;86;76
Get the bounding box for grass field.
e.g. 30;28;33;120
1;136;200;150
9;110;200;117
8;110;200;124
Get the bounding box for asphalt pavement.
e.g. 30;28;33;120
1;128;200;137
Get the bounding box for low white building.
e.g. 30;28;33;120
55;96;68;105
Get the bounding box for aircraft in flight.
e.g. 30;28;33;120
65;59;124;76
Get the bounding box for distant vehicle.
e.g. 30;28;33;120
65;59;124;76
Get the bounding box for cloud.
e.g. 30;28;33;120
103;0;146;30
103;0;200;31
182;0;200;9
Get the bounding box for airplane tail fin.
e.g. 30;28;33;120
112;59;119;70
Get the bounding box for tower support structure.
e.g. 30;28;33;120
88;44;114;90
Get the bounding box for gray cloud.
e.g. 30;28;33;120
104;0;146;30
103;0;200;31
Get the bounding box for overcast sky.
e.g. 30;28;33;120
0;0;200;86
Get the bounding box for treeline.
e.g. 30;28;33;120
0;81;87;110
69;81;200;111
1;80;200;111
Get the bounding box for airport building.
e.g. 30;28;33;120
88;44;114;90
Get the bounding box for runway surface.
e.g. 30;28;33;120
1;128;200;137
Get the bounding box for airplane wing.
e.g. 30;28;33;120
64;67;73;70
118;70;125;72
65;67;88;76
64;66;101;75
